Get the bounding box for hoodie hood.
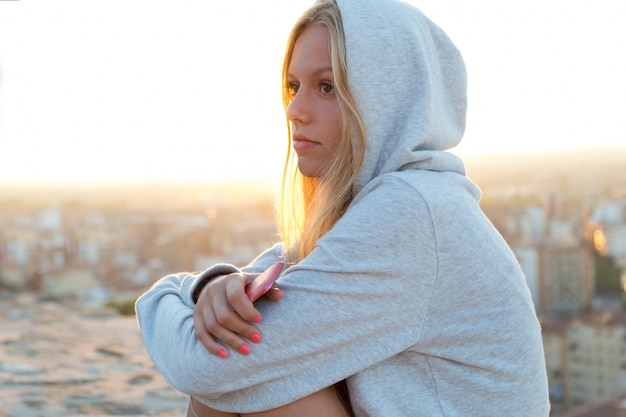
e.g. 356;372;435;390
336;0;467;193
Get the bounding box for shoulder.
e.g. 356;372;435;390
350;170;494;249
353;170;480;214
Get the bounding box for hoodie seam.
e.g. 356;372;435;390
385;174;446;414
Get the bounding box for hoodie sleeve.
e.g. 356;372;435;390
135;177;436;413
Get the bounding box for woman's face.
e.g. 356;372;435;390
286;25;341;178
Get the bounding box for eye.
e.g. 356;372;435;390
286;81;299;98
320;81;334;95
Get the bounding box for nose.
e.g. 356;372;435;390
285;90;310;125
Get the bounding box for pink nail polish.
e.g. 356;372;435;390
239;344;250;355
253;315;262;323
250;333;261;344
218;349;228;359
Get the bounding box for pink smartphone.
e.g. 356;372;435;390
245;261;284;302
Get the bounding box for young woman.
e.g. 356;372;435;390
136;0;551;416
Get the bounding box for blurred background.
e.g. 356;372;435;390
0;1;625;416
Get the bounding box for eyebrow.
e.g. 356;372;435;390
287;66;333;79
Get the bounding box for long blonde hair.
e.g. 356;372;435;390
279;0;366;263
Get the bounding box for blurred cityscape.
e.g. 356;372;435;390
1;148;626;416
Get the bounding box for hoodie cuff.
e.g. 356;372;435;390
190;264;240;304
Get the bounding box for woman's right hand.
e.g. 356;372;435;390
193;272;284;358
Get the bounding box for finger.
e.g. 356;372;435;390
203;272;260;328
243;272;260;285
264;286;284;301
225;277;263;323
208;306;259;355
199;303;257;355
206;283;262;350
193;307;229;359
194;273;263;353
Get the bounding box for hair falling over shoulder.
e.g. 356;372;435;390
278;0;366;264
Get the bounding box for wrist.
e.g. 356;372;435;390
191;264;239;303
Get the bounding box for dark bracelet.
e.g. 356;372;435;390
191;264;239;303
191;274;213;304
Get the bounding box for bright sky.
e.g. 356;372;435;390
0;0;624;184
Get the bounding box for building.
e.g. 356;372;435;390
514;241;595;318
553;395;626;417
566;311;626;408
542;318;569;414
543;311;626;413
589;199;626;270
538;243;595;319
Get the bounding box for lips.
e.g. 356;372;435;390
292;134;320;151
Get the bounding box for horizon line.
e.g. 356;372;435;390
1;145;624;188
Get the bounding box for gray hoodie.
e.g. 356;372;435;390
135;0;550;415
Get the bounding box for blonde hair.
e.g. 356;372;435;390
279;0;366;263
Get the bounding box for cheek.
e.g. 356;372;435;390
326;103;342;147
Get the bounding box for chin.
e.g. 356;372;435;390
297;163;323;179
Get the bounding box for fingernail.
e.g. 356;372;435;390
239;344;250;355
253;315;262;323
250;333;261;344
218;349;228;359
